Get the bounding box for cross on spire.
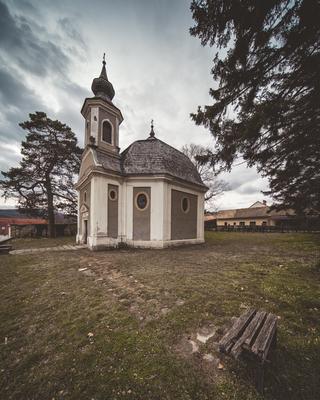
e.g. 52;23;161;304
103;52;106;65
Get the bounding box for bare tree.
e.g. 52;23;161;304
181;143;228;210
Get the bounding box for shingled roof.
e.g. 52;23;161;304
96;149;122;174
120;137;206;188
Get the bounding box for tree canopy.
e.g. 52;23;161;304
0;112;82;237
190;0;320;214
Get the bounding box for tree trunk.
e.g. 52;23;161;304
45;176;55;238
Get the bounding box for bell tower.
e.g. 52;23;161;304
81;54;123;154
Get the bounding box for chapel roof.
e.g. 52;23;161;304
120;136;206;188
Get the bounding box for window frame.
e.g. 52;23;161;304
108;188;118;201
101;119;113;145
135;191;149;211
181;196;190;213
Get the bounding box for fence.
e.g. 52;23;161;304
206;224;320;233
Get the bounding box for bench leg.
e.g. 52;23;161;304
256;362;265;395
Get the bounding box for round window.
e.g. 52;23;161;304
109;189;117;201
136;192;148;210
181;197;190;213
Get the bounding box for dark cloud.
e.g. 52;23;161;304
9;0;39;16
0;62;46;142
0;1;69;77
0;65;38;110
58;18;86;50
0;0;271;209
0;0;87;164
57;80;90;102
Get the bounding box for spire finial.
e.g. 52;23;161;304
91;52;115;101
149;119;155;138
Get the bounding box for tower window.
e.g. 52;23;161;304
102;120;112;144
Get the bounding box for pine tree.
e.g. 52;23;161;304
0;112;82;237
190;0;320;214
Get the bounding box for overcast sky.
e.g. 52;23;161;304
0;0;271;210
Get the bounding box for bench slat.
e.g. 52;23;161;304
219;308;256;353
252;313;277;361
231;310;267;359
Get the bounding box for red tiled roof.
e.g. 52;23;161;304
0;217;47;225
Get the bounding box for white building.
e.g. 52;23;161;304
76;57;207;250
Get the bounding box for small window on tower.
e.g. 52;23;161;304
102;120;112;144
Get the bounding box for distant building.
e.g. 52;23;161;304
75;57;207;250
205;201;298;230
0;209;76;239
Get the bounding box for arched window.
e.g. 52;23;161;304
102;120;112;144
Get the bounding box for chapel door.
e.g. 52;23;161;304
83;220;88;244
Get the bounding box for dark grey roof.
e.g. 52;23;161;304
96;149;122;174
120;137;205;187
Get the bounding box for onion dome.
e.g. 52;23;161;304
91;53;115;101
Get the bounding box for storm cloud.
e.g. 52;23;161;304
0;0;271;209
0;1;69;77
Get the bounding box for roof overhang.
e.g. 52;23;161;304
76;167;208;193
81;97;123;124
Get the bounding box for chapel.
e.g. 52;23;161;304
76;57;206;250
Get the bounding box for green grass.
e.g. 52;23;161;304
0;232;319;399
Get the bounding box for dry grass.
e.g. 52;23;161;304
0;232;319;399
9;235;76;250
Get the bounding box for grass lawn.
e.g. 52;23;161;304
9;235;76;250
0;232;319;400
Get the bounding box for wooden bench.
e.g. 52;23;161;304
219;308;277;393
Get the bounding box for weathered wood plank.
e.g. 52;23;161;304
219;309;278;396
243;311;267;348
219;308;256;353
252;313;277;361
231;310;267;359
